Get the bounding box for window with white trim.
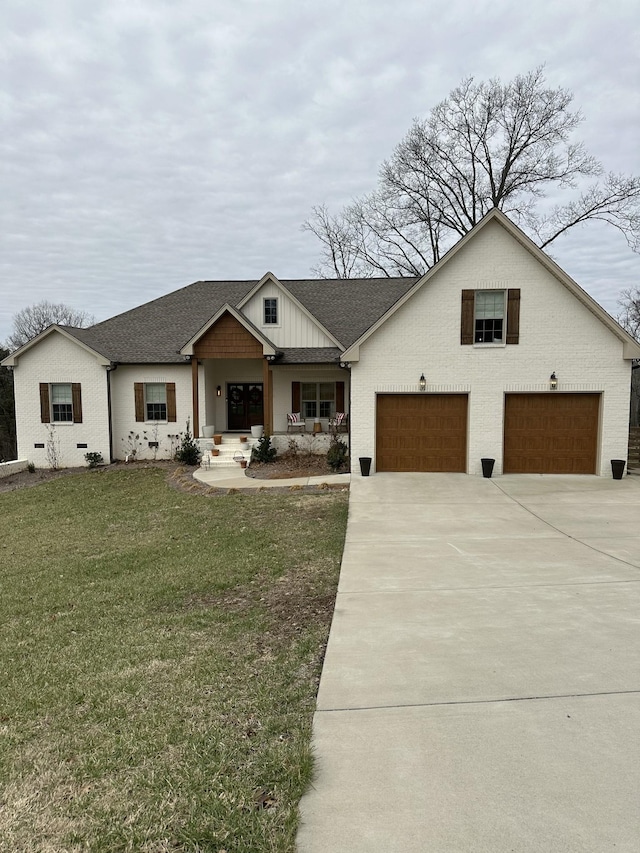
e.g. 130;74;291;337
51;383;73;422
145;383;167;420
474;291;505;343
301;382;335;419
263;297;278;325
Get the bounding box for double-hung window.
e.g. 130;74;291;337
51;383;73;421
301;382;335;419
134;382;177;422
145;383;167;421
263;297;278;325
39;382;82;423
461;288;520;345
475;291;505;343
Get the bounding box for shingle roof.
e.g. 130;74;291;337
61;276;418;364
277;347;343;364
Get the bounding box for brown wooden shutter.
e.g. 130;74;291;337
336;381;345;412
40;383;51;423
291;381;301;413
461;290;474;345
166;382;177;422
134;383;145;422
506;289;521;345
72;383;83;423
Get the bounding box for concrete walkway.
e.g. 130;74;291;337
193;466;350;490
297;473;640;852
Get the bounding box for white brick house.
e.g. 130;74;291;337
4;210;639;475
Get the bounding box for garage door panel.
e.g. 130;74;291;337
376;394;468;472
504;394;599;475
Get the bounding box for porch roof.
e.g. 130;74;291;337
277;347;342;364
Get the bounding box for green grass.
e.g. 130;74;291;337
0;468;348;852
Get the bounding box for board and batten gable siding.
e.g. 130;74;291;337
110;364;192;460
349;219;631;476
11;331;110;468
242;282;337;348
194;313;264;359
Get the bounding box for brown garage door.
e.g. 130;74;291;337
376;394;468;472
503;393;600;474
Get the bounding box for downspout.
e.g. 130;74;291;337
106;363;117;462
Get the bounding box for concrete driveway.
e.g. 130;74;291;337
297;474;640;852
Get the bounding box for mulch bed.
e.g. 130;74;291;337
246;454;341;480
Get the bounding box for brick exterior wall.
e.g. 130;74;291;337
110;364;192;460
12;332;110;468
349;220;632;477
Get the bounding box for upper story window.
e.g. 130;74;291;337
263;297;278;325
39;382;83;423
475;291;504;343
461;289;520;345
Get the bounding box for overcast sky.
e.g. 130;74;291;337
2;0;639;346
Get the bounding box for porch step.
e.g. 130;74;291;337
196;435;256;470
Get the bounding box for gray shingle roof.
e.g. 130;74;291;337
61;276;418;364
277;347;343;364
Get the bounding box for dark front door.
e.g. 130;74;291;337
227;383;263;431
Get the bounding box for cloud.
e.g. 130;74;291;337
1;0;638;342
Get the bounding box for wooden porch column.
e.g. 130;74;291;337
263;357;272;433
191;358;199;438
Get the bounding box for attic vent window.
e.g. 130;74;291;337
264;298;278;325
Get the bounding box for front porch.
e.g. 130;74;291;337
181;304;350;439
192;358;349;439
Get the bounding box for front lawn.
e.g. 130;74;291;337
0;467;348;852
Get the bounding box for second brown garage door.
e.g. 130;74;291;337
503;393;600;474
376;394;468;472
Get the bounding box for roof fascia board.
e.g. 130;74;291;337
1;325;111;367
237;271;344;349
341;208;640;361
179;303;277;356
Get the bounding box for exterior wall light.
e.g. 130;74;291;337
419;373;426;391
216;385;222;396
550;372;558;391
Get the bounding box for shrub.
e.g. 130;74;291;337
327;437;349;472
175;420;200;465
85;451;104;468
27;462;35;473
251;433;277;463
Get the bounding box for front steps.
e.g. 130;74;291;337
196;434;257;470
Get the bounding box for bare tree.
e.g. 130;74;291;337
5;301;95;351
304;67;640;277
618;288;640;428
618;287;640;342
